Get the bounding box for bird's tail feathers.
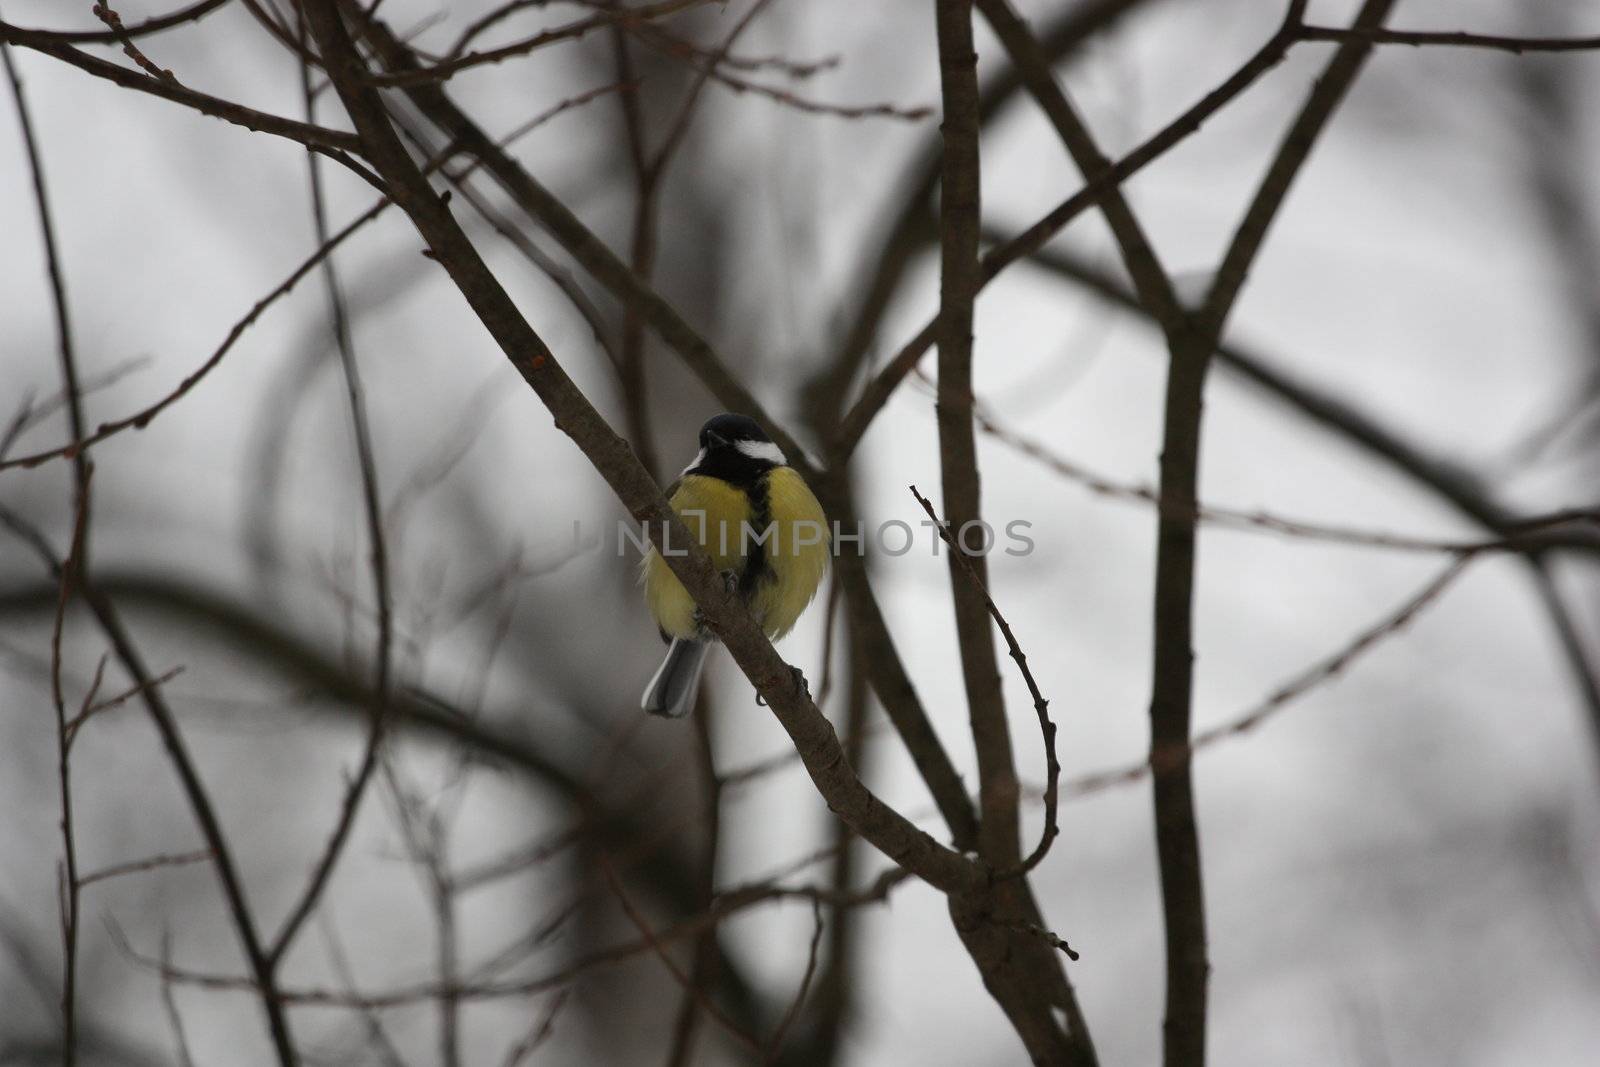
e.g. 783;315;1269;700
641;638;711;718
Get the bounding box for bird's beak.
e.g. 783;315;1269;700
705;430;729;448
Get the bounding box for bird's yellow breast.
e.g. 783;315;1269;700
643;468;829;641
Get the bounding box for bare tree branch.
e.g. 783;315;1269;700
303;0;985;898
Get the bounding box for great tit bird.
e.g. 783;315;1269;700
641;413;829;718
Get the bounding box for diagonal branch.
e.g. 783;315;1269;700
302;0;983;897
910;486;1059;877
6;0;233;43
0;23;365;157
974;0;1183;335
345;3;815;480
834;2;1309;458
265;23;395;966
1146;5;1393;1064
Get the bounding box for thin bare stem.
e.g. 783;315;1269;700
265;13;395;968
4;40;86;1059
763;900;825;1063
834;2;1309;457
909;485;1059;878
1063;554;1475;799
0;85;604;474
91;1;182;82
8;0;232;43
596;855;763;1055
0;22;367;156
1298;23;1600;54
368;0;713;87
78;849;214;888
1146;6;1392;1062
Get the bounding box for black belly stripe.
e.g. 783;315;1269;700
740;470;773;602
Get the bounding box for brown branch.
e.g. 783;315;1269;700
368;0;713;86
763;900;825;1063
86;587;299;1063
605;0;776;478
974;0;1182;334
910;486;1059;877
0;196;381;473
346;3;815;479
964;387;1600;555
63;664;183;744
445;0;575;60
499;991;568;1067
597;856;763;1055
4;41;86;1060
78;849;214;889
92;1;182;82
1298;23;1600;54
930;6;1093;1063
159;930;198;1067
646;46;932;122
1007;921;1080;962
816;0;1164;410
1198;1;1391;335
0;23;365;156
0;86;605;475
2;0;232;43
1013;242;1600;786
265;23;395;966
633;20;839;79
1063;554;1475;800
811;483;980;849
117;864;911;1009
1147;5;1393;1063
661;691;727;1067
48;481;87;1067
834;1;1308;458
304;0;982;897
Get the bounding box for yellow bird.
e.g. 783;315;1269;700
641;413;829;717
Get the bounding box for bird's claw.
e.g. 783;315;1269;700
756;665;811;706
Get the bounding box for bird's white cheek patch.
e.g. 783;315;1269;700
736;440;787;465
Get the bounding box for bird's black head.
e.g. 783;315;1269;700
686;413;786;483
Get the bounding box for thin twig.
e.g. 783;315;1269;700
1061;554;1475;799
763;899;826;1063
9;0;232;44
1298;23;1600;54
0;83;605;474
78;849;214;889
159;930;198;1067
0;22;367;157
6;41;87;1060
834;0;1310;457
909;486;1059;878
962;383;1600;556
596;855;763;1055
1145;6;1392;1061
369;0;713;86
499;991;569;1067
265;12;395;967
2;516;298;1057
91;2;181;82
63;664;184;744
